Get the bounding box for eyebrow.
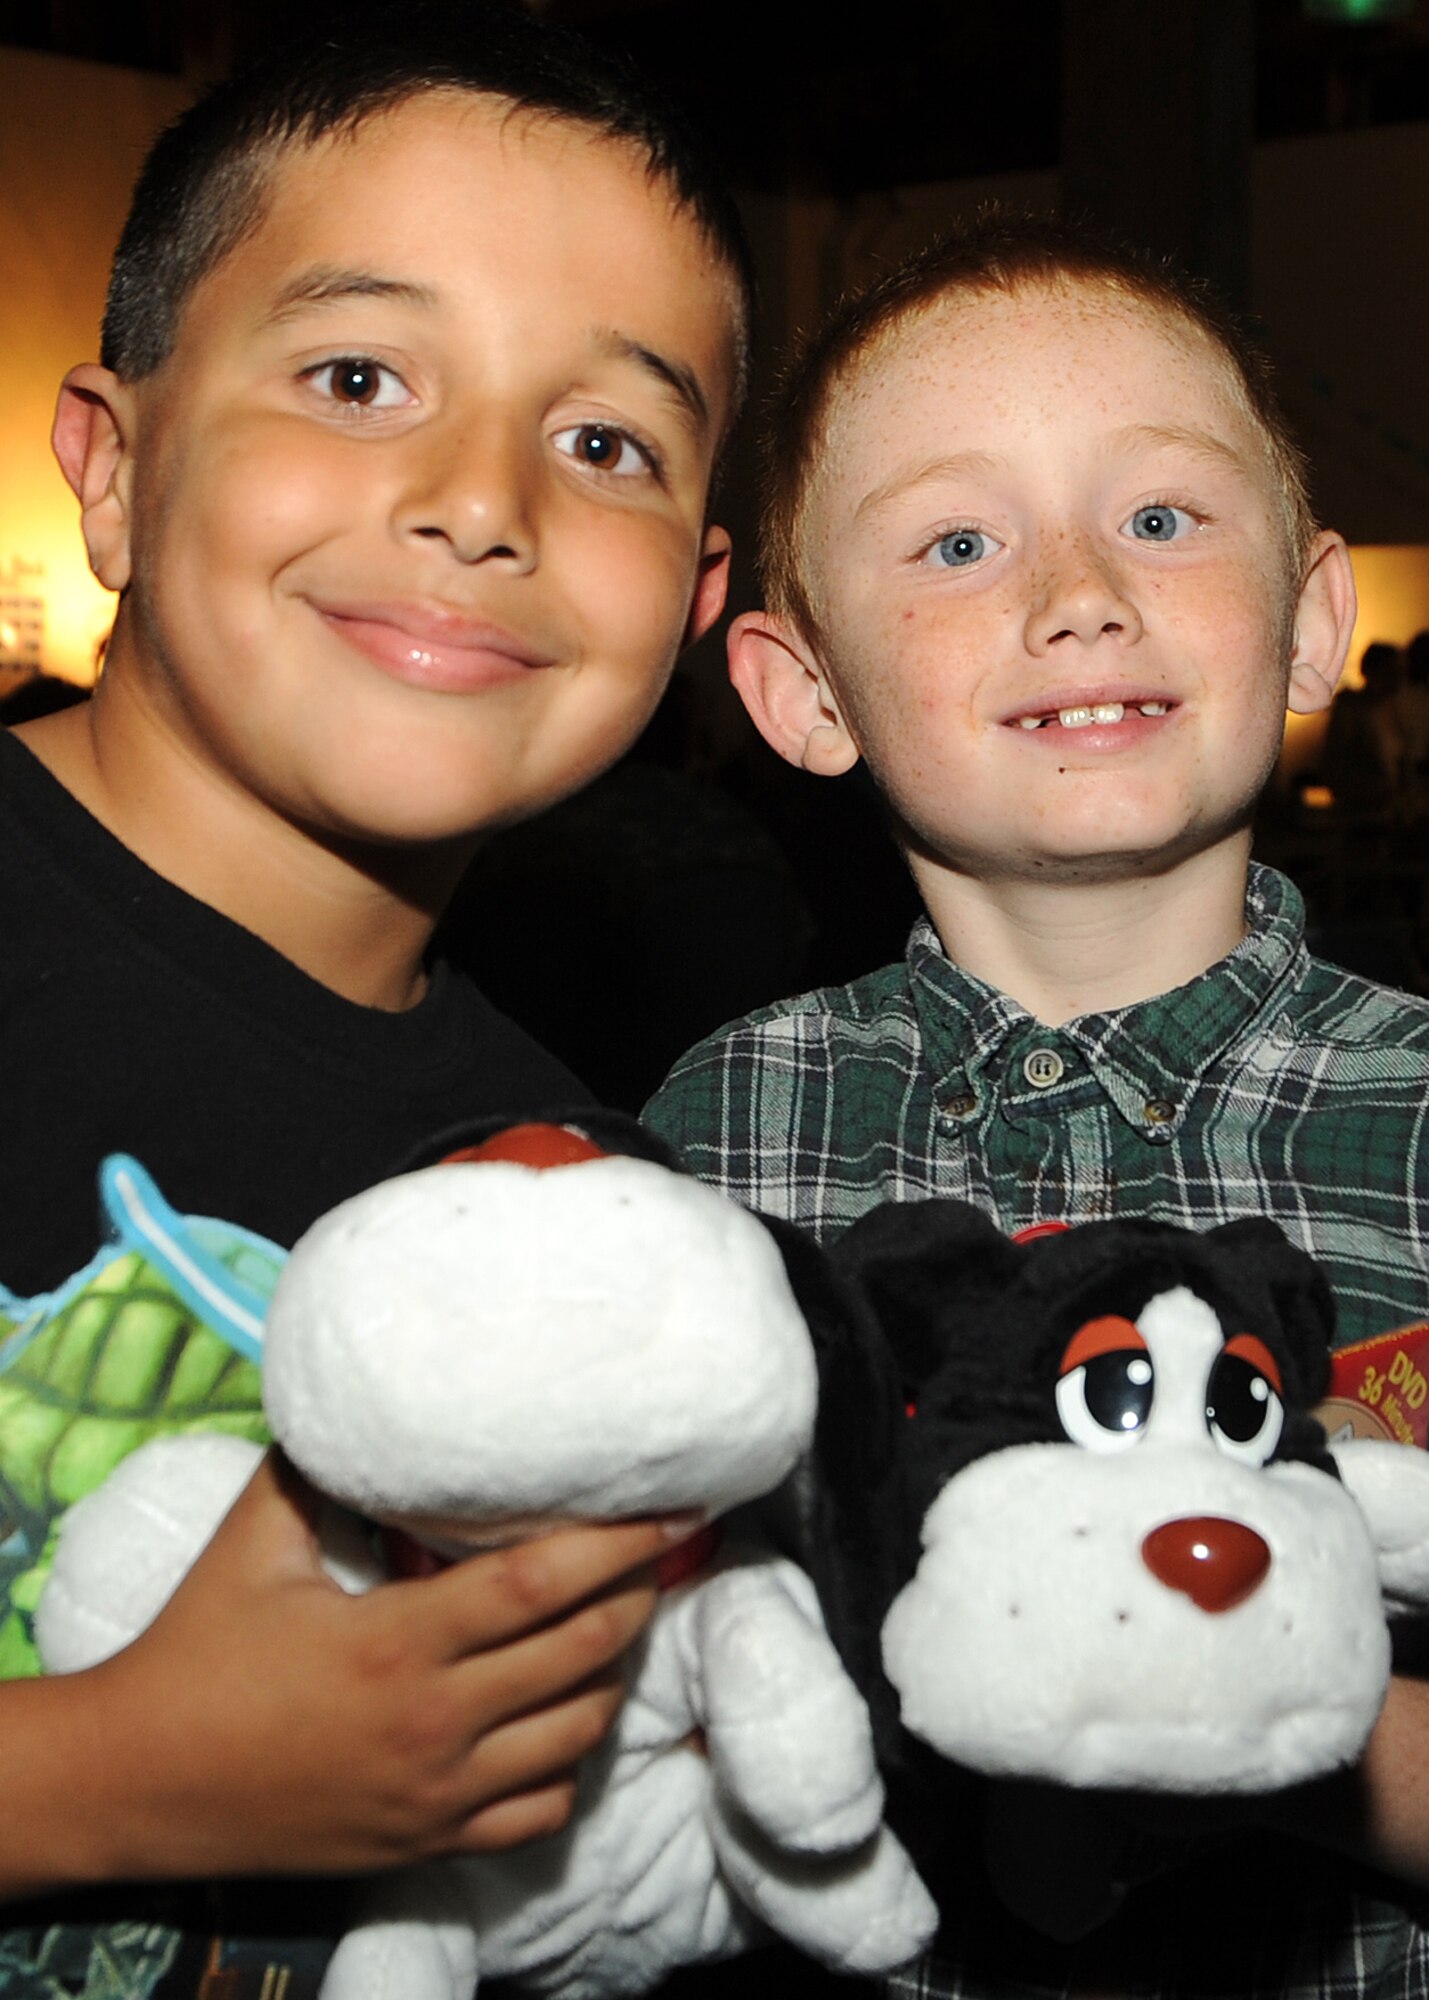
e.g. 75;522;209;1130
262;266;440;325
854;449;1005;523
256;281;712;434
1109;422;1257;477
854;419;1257;526
592;327;711;437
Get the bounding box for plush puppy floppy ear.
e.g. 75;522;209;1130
831;1200;1022;1394
727;610;861;776
759;1213;909;1729
52;364;138;594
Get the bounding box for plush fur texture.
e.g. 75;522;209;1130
36;1113;936;2000
264;1153;818;1528
821;1209;1379;1788
790;1201;1429;1937
37;1127;1429;1967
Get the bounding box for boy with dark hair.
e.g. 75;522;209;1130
648;215;1429;1997
0;2;745;1989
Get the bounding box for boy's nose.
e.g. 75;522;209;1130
393;424;538;570
1024;548;1143;654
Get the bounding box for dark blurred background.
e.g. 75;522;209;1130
7;0;1429;210
4;0;1428;1100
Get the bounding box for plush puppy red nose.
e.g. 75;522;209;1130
445;1122;607;1168
1140;1516;1271;1612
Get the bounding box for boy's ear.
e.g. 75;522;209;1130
682;525;733;649
727;609;861;776
52;364;138;594
1287;530;1357;716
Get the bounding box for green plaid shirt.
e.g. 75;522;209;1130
646;862;1429;2000
647;865;1429;1349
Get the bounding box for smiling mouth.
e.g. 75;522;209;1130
315;602;557;693
1010;700;1174;731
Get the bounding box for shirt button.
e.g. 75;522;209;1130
1023;1048;1065;1089
943;1090;977;1118
1143;1098;1176;1126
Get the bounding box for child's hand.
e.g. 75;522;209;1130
6;1451;668;1896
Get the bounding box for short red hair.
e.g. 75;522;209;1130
759;211;1315;642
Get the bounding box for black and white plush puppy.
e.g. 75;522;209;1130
798;1203;1429;1811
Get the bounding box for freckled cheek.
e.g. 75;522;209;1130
1162;584;1288;700
869;642;977;733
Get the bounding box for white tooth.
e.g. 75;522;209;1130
1017;715;1044;730
1091;703;1124;724
1139;701;1169;716
1059;706;1093;728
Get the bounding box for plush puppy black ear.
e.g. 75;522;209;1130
757;1214;910;1748
830;1199;1025;1394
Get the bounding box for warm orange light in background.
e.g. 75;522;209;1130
1278;544;1429;785
0;508;116;687
0;46;186;688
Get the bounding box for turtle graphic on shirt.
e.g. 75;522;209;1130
0;1163;339;1999
0;1155;282;1677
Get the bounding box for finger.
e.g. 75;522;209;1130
445;1579;654;1734
462;1670;626;1804
419;1518;676;1656
461;1779;581;1852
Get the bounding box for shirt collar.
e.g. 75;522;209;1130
907;864;1308;1139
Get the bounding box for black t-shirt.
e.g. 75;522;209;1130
0;725;589;1999
0;726;588;1294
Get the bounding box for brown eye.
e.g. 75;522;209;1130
331;361;382;404
553;424;651;477
575;426;618;464
309;358;408;410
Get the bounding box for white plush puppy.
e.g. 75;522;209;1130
37;1119;935;2000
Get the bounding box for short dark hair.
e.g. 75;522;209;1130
761;210;1313;641
102;0;754;412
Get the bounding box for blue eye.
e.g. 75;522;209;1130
1126;504;1197;543
926;528;999;569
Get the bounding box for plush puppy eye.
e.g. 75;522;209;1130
1055;1315;1153;1452
552;423;654;477
307;357;411;409
1124;503;1197;544
924;527;1003;569
1205;1333;1284;1466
